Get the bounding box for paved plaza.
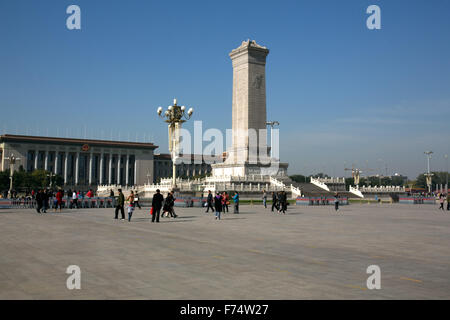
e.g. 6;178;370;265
0;204;449;299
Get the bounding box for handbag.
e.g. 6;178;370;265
150;207;154;215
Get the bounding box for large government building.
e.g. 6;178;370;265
0;134;212;188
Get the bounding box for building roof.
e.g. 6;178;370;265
154;153;220;163
0;134;158;150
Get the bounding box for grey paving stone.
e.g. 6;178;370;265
0;204;449;299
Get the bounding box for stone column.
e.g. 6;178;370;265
44;151;49;171
88;152;93;186
134;157;137;186
34;151;38;170
117;154;122;185
54;152;59;175
99;153;104;185
75;152;80;185
0;150;4;172
125;154;130;186
64;152;68;184
108;154;113;185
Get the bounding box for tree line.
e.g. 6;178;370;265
0;167;64;193
290;172;449;189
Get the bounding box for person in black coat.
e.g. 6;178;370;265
271;192;278;212
151;189;164;223
281;191;288;213
214;192;223;220
42;189;50;213
205;190;214;213
35;189;43;213
162;192;176;218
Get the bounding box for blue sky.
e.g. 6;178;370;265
1;0;449;179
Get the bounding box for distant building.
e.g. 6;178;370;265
0;134;157;187
0;134;219;188
153;153;213;182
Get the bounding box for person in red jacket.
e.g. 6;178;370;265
55;190;63;212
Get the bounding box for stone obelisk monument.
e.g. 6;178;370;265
212;40;288;177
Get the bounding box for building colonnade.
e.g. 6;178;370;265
26;149;137;187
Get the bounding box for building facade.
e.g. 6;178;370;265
153;153;213;182
0;134;157;187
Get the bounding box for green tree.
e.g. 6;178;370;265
290;174;307;183
345;177;355;188
0;170;10;192
415;171;448;189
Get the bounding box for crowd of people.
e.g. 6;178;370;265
113;188;173;222
205;190;239;220
269;190;288;214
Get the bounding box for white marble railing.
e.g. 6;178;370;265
315;177;346;184
205;174;271;183
359;185;406;193
290;184;302;197
270;176;286;188
310;177;330;192
203;182;283;193
349;185;364;198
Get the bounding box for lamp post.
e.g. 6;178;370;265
266;121;280;158
445;154;448;194
424;151;433;194
46;172;54;188
157;98;193;188
4;154;20;198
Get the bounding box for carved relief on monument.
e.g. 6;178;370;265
252;74;264;90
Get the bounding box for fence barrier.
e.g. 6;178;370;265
296;197;348;206
399;197;436;204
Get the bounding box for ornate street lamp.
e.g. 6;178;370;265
157;98;193;188
424;151;433;194
46;171;54;188
4;154;21;198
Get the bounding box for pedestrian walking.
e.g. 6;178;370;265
134;191;141;209
55;189;63;212
214;192;223;220
72;191;78;209
169;191;177;218
42;189;49;213
162;191;176;218
447;193;450;211
222;191;229;213
114;189;125;220
233;191;239;214
127;191;135;222
263;190;269;208
151;189;164;223
334;193;340;212
205;190;214;213
277;192;283;213
439;194;445;210
278;191;287;214
271;192;277;212
35;189;43;214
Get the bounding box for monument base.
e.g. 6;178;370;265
211;161;289;178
